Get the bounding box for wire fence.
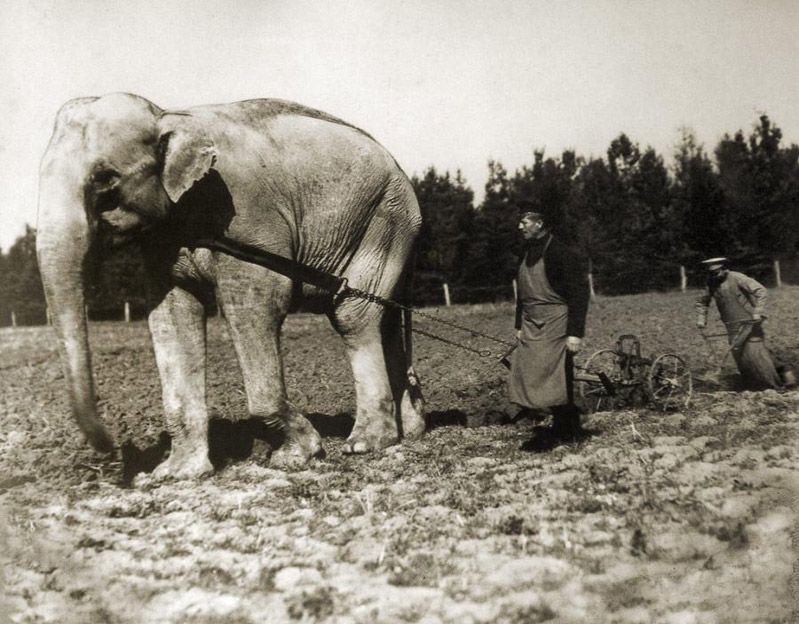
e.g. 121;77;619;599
2;259;796;328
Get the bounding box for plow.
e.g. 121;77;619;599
575;334;693;413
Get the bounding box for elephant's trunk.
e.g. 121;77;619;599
36;167;115;452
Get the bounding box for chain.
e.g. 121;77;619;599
343;285;516;357
411;328;494;358
412;307;516;348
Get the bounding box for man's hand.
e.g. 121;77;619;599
516;329;522;341
566;336;582;353
696;319;706;329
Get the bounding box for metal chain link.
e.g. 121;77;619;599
411;328;494;358
412;307;516;348
343;285;516;357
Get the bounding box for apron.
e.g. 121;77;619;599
713;278;781;389
508;237;570;408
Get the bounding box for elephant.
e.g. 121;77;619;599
36;92;425;479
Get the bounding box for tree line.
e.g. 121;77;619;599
412;114;799;303
2;114;798;326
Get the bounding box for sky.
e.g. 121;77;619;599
1;0;798;250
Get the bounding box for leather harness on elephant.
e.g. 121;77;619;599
194;236;349;297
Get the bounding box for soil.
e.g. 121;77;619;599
2;288;798;623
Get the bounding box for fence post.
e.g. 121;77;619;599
774;259;782;288
680;265;687;293
512;279;517;302
587;258;596;299
85;305;89;323
442;283;451;307
124;301;131;322
11;311;16;327
46;307;52;326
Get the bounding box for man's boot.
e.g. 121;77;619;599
551;404;582;440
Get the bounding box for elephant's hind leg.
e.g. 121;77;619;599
335;308;400;454
332;280;415;453
332;191;424;453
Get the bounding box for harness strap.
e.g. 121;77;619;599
193;236;346;294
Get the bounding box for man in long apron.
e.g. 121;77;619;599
509;208;590;441
695;257;791;389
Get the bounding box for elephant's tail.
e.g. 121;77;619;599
402;268;425;413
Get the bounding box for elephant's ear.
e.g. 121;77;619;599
159;129;217;203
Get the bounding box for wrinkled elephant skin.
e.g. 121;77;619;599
36;93;425;480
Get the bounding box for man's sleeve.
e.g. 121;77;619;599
737;273;768;317
560;246;590;338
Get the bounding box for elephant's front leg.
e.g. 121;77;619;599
147;285;214;480
217;266;322;469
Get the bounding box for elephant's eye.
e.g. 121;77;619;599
90;168;121;193
86;167;122;215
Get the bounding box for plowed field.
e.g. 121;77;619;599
2;288;798;623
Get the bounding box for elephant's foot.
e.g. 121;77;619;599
146;447;213;483
82;421;116;453
342;413;399;454
268;411;323;471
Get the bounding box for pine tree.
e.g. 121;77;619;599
411;167;475;303
3;226;46;325
460;160;519;301
576;135;678;294
672;129;729;271
715;115;799;271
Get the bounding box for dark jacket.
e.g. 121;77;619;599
515;235;590;337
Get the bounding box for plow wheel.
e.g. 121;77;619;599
647;353;693;411
577;349;620;414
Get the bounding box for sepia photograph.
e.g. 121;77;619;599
1;1;798;622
